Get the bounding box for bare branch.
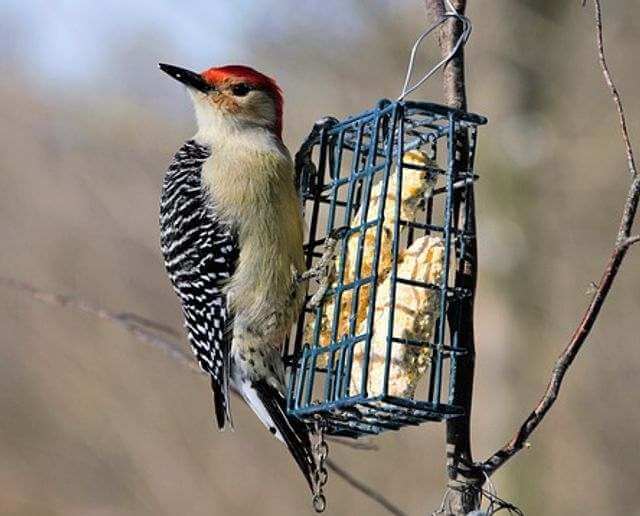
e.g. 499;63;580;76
424;0;445;22
590;0;637;181
0;276;404;515
482;0;640;476
621;235;640;248
424;0;468;109
424;3;482;514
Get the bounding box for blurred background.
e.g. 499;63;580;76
1;1;639;515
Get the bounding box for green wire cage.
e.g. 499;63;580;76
284;98;487;438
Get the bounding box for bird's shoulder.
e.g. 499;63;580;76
160;139;238;285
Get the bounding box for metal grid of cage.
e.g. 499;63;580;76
285;99;487;438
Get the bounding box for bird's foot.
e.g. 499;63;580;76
296;227;347;308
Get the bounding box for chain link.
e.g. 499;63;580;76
312;417;329;513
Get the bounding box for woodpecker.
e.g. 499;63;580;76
158;63;315;491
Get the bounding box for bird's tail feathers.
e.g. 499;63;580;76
252;380;317;493
211;376;234;430
211;324;234;431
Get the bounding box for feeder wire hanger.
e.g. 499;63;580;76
398;0;472;101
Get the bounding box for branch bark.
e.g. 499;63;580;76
482;0;639;476
425;1;481;514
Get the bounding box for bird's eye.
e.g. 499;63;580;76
231;83;251;97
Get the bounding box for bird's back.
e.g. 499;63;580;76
160;139;238;427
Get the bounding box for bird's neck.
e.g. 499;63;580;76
200;132;292;222
195;126;282;159
192;102;281;149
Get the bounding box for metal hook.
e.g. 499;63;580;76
398;0;472;100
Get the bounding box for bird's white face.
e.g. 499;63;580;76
159;63;283;142
189;79;278;138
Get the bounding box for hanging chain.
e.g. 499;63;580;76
312;416;329;513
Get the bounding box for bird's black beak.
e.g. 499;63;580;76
158;63;212;93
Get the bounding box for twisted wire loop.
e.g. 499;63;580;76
431;476;523;515
312;416;329;513
431;483;480;516
478;488;524;515
398;0;472;100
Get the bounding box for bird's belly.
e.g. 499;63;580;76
231;322;286;384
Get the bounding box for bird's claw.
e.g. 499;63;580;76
297;227;347;308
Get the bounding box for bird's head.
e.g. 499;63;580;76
159;63;283;140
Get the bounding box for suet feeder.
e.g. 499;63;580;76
284;99;487;438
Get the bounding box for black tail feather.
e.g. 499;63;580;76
210;331;233;430
211;376;228;430
253;381;316;492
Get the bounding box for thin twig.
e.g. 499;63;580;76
482;0;640;476
0;276;404;514
621;234;640;248
325;459;408;516
590;0;637;181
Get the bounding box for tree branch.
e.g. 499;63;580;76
621;234;640;248
424;2;481;514
0;275;404;515
589;0;637;183
482;0;640;476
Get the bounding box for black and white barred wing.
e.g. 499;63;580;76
160;140;238;429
